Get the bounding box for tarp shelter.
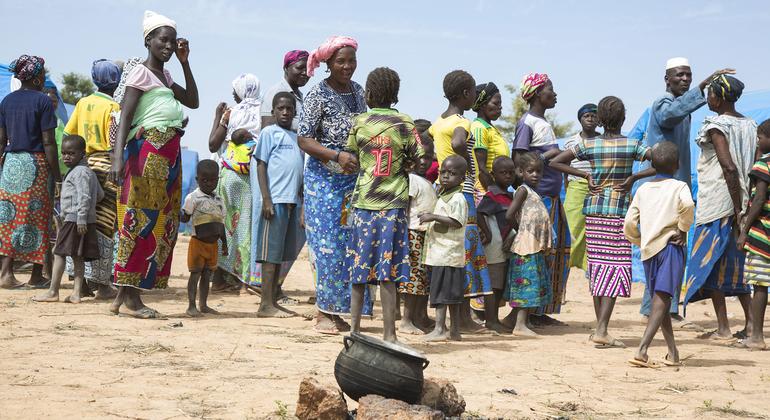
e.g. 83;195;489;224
180;148;199;235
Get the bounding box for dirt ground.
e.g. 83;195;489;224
2;236;770;419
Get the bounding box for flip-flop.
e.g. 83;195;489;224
729;339;767;351
594;338;626;349
120;307;167;320
313;324;340;335
278;296;300;306
628;358;661;369
24;279;51;290
733;330;748;340
662;354;683;367
697;330;736;342
673;320;703;331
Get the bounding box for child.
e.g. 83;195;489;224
624;141;694;367
221;128;257;174
477;156;516;333
399;130;438;335
181;160;228;317
33;135;103;303
347;67;423;343
421;156;469;341
737;119;770;350
501;152;552;336
253;91;304;318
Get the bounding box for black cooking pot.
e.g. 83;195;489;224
334;332;429;404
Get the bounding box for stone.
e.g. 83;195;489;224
419;378;466;417
295;377;348;420
357;394;444;420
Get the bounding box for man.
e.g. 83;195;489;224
260;50;310;130
640;57;735;325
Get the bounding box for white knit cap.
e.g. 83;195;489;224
143;10;176;39
666;57;690;70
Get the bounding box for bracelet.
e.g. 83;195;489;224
335;151;341;162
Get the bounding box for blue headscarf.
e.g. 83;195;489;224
577;103;597;120
91;59;121;91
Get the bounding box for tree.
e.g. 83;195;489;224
497;84;574;141
59;72;94;104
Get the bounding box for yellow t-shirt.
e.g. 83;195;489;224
64;92;120;155
429;114;471;167
471;118;510;192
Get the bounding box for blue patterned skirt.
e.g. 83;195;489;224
463;192;492;297
504;252;551;308
348;208;410;285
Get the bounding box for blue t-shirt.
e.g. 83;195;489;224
0;90;57;153
253;125;304;204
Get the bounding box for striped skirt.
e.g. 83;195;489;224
745;252;770;287
586;215;632;298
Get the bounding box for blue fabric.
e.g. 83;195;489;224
505;252;551;308
254;203;304;264
643;243;685;298
91;59;121;91
179;149;199;235
0;90;57;152
253;125;304;204
462;192;492;297
348;208;409;285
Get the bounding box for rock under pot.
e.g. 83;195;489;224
334;332;429;404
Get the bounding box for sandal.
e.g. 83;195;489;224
593;338;626;349
25;279;51;290
662;354;683;367
628;358;661;369
697;330;736;342
121;307;166;319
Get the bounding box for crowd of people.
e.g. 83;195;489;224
1;10;769;367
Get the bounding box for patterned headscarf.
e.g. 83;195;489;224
91;59;121;91
113;57;143;104
709;75;744;103
9;54;45;81
232;73;260;101
284;50;309;69
472;82;500;112
519;72;549;102
577;103;598;120
306;36;358;77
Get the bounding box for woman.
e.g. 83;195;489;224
511;73;570;325
298;36;370;334
261;50;310;130
471;82;508;195
684;75;755;340
208;74;261;290
0;55;62;289
109;10;199;318
563;104;599;272
62;59;122;301
549;96;652;348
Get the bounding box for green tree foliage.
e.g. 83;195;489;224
59;72;94;104
497;84;575;141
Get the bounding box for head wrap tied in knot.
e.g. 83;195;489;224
227;73;262;143
91;59;121;91
143;10;176;40
709;75;744;103
472;82;500;112
519;72;549;102
577;103;598;120
283;50;309;69
232;73;261;101
306;36;358;77
9;54;45;81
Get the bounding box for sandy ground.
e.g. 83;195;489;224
2;236;770;419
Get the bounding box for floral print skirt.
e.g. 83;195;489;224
504;252;551;308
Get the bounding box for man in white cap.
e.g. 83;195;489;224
640;58;735;324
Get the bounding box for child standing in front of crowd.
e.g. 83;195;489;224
501;152;552;336
181;160;228;317
33;135;103;304
421;156;469;341
347;67;423;343
625;141;694;367
477;156;517;333
253;92;304;318
737;120;770;351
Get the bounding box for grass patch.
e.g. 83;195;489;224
699;400;767;419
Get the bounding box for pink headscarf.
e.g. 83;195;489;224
306;36;358;77
520;72;550;101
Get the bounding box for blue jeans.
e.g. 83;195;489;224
640;281;680;316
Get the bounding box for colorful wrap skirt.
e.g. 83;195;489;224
537;195;571;314
113;128;182;290
348;208;410;285
586;215;632;298
0;152;52;265
399;230;429;295
564;179;589;270
504;252;551;308
217;168;252;282
463;192;492;297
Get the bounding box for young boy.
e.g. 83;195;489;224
421;155;469;342
477;156;517;333
737;119;770;350
253;91;304;318
181;160;228;317
624;141;694;367
33;135;103;303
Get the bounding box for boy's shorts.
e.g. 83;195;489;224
188;236;219;272
428;265;465;307
642;243;685;298
254;203;304;264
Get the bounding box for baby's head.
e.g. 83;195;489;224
515;152;544;189
758;119;770;155
231;128;254;146
651;141;679;176
439;155;467;191
61;135;86;168
272;91;297;130
365;67;400;109
442;70;476;111
196;159;220;195
491;156;515;190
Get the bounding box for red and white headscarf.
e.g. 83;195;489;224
306;36;358;77
519;72;549;101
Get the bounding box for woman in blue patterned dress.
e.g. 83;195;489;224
298;36;370;334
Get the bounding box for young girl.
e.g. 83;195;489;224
501;152;552;336
346;67;423;343
33;135;103;303
429;70;492;332
737;119;770;350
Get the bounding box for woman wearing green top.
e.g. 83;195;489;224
471;82;508;195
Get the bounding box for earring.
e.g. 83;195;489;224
325;68;331;73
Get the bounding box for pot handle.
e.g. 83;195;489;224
422;359;430;370
343;336;353;351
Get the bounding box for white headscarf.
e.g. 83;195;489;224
226;73;262;142
143;10;176;39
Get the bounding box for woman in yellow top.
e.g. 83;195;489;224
62;59;122;300
471;82;508;194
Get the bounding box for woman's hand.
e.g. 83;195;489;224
176;38;190;64
262;198;275;220
109;156;124;186
613;175;635;193
736;231;748;252
338;151;359;173
587;175;601;195
214;102;228;118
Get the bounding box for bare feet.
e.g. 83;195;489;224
123;306;165;319
591;334;626;348
63;294;81;304
257;306;294;318
94;284;118;300
333;316;351;332
32;290;59;302
0;273;23;289
449;332;462;341
512;325;538;337
423;330;449;342
186;307;202;317
313;316;339;335
485;321;513;334
697;330;734;341
399;320;426;335
459;322;486;334
200;305;220;315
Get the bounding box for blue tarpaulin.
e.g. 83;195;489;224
0;63;70;124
